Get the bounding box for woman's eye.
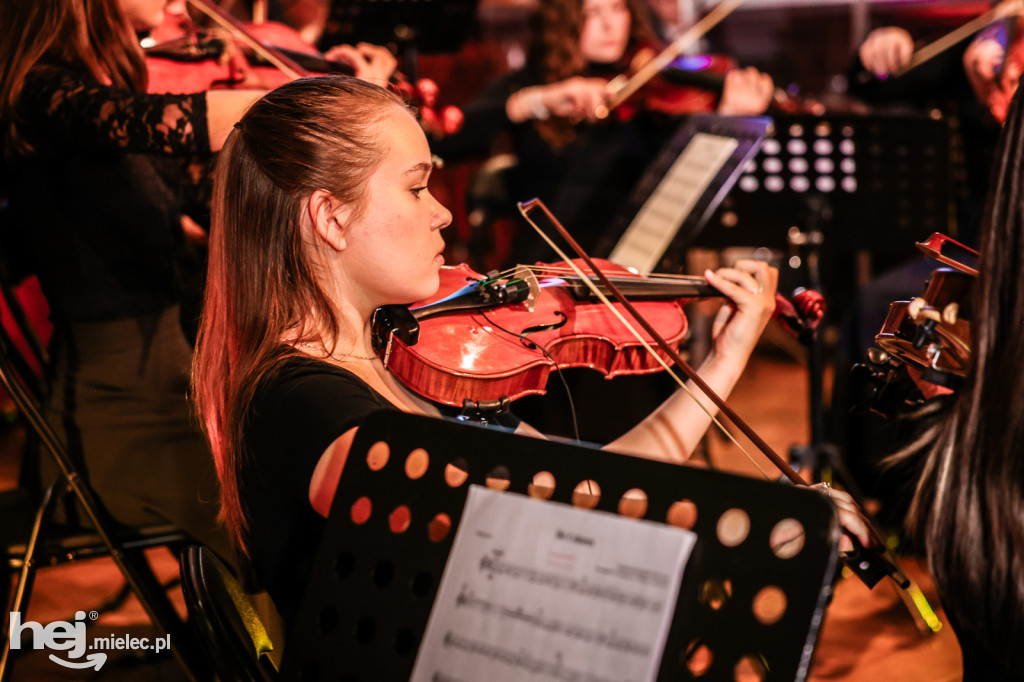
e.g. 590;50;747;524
411;186;427;197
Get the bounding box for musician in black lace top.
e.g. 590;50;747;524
0;0;261;557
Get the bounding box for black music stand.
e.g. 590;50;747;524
690;112;952;269
280;411;841;682
598;114;772;274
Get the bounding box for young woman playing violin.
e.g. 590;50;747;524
191;75;874;627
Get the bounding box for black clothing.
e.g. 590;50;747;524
4;64;231;558
241;355;523;626
243;357;396;626
7;66;209;323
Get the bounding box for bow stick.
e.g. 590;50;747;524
894;0;1024;76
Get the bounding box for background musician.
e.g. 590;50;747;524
886;74;1024;682
434;0;774;268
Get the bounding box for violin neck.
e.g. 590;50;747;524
662;66;725;94
562;275;716;301
254;44;355;76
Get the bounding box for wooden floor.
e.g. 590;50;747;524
1;343;964;680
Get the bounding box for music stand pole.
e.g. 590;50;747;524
787;225;864;501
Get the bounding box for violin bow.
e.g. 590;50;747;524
893;0;1024;76
517;198;942;635
184;0;307;79
596;0;748;119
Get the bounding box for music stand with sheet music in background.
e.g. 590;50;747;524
280;410;841;682
595;114;772;275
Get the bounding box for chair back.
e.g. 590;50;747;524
180;544;278;682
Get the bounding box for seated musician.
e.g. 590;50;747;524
885;77;1024;682
190;75;874;627
433;0;775;265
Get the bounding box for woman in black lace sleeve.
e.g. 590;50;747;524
0;0;264;559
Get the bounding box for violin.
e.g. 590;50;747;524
370;259;823;408
144;0;463;135
858;233;977;413
595;0;746;120
144;0;308;93
604;46;821;120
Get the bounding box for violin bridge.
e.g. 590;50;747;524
514;265;540;312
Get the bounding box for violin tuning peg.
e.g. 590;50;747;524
942;302;959;325
865;346;890;366
907;297;925;319
440;105;464;135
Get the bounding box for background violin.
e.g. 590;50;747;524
605;45;822;120
144;0;464;136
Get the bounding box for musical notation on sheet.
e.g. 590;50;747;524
410;485;697;682
610;132;738;275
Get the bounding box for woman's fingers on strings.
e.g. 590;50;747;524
704;260;776;303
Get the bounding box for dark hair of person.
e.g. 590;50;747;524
0;0;146;159
525;0;657;148
899;79;1024;674
192;76;405;557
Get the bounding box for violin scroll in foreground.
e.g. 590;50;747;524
856;233;977;416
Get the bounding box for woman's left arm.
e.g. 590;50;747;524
604;259;777;462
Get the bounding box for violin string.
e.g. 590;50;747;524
516;202;772;480
519;263;707;287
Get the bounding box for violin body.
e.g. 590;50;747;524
384;261;691;406
145;12;310;93
611;47;733;119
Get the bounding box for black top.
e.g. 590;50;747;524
432;68;676;265
243;356;396;626
3;66;210;322
242;354;523;627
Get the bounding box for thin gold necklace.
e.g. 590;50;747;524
296;342;378;362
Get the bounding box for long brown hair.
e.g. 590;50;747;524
192;76;404;556
900;78;1024;674
0;0;146;158
525;0;657;148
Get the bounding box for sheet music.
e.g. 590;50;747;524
410;485;696;682
609;132;739;275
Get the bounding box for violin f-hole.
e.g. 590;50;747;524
519;311;568;348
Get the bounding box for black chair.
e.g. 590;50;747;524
179;544;278;682
0;275;210;682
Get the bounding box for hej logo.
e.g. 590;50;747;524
8;610;169;670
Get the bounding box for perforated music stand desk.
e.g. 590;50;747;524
280;411;841;681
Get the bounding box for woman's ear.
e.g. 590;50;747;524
306;189;352;252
